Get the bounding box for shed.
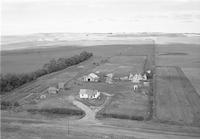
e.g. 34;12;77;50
48;87;58;94
58;82;65;90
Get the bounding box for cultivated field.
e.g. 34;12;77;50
155;66;200;125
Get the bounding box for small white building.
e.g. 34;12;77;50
147;70;151;74
48;87;58;94
106;73;113;84
83;73;99;82
79;89;100;99
143;74;147;81
58;82;65;90
129;73;134;80
133;84;138;90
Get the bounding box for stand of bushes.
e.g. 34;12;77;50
27;108;85;116
97;113;144;121
1;101;20;110
0;51;93;94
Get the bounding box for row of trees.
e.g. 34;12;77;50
27;108;85;116
1;101;20;110
0;51;93;94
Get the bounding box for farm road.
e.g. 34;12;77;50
67;96;100;123
2;116;200;139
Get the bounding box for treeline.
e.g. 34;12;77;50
1;101;20;110
0;51;93;93
27;108;85;116
97;113;144;121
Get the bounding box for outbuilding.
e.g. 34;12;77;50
48;87;58;94
58;82;65;90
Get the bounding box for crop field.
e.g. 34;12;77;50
182;68;200;96
155;66;200;125
1;43;154;74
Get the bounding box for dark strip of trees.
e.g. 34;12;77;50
0;51;93;94
27;108;85;116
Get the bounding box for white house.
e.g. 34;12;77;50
83;73;99;82
79;89;100;99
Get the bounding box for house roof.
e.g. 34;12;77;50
88;73;99;78
79;89;98;96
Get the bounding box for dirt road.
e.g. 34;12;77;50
2;116;200;139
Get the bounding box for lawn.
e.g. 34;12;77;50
96;82;149;120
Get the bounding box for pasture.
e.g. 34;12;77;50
156;44;200;112
91;56;146;76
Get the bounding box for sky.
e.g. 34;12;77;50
1;0;200;35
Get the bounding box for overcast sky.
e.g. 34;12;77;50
1;0;200;35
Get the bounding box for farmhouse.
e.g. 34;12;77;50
83;73;99;82
79;89;100;99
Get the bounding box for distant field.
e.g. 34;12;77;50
1;46;82;74
155;66;200;125
1;44;154;74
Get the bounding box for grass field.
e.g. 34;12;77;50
155;66;200;126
